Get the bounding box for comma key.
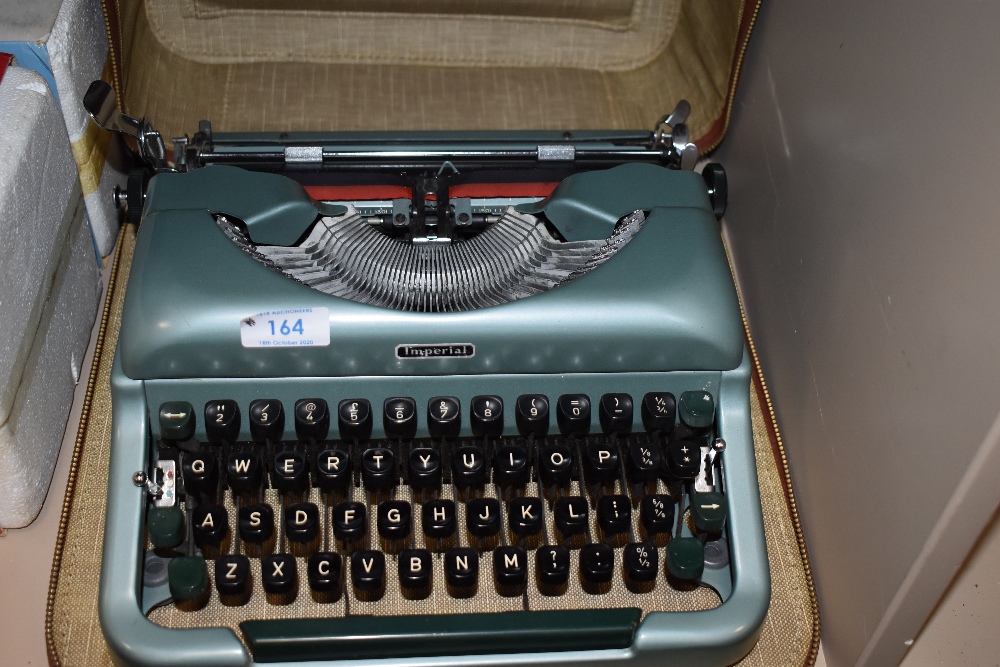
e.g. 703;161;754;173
535;545;570;594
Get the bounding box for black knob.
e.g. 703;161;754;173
383;397;417;439
294;398;329;442
338;398;372;441
702;162;728;220
641;392;676;435
308;552;342;594
556;394;590;436
249;399;284;442
598;393;633;434
515;394;549;436
204;400;240;443
407;447;441;489
470;395;504;437
427;396;461;439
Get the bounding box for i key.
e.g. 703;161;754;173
494;443;529;488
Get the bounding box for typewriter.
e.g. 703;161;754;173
86;81;769;666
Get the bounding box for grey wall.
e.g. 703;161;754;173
713;1;1000;665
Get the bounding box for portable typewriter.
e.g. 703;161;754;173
86;80;769;666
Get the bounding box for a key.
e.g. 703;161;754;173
238;503;274;544
640;392;676;435
597;494;632;536
361;447;396;488
515;394;549;436
383;397;417;440
494;443;529;487
338;398;372;442
407;447;441;488
215;554;251;598
538;443;574;487
377;500;412;541
451;444;487;487
249;399;285;442
285;502;320;545
227;450;263;492
271;450;309;493
314;447;351;491
508;498;543;537
553;496;589;538
584;441;619;484
556;394;591;436
598;393;633;434
470;395;503;437
351;550;386;600
332;501;367;543
204;400;240;444
428;396;461;439
192;503;228;549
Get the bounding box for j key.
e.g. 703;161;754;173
667;536;705;581
204;400;240;444
580;543;615;584
597;494;632;536
584;441;619;484
238;503;274;544
361;447;396;488
294;398;329;442
308;552;342;594
470;395;503;437
192;503;228;547
451;444;487;487
351;550;386;593
383;397;417;440
227;450;263;492
640;494;675;536
261;554;296;595
215;554;250;596
508;498;543;537
428;396;461;439
666;440;702;479
536;545;570;586
159;401;195;441
626;440;662;483
181;452;217;494
554;496;589;537
314;447;351;491
556;394;591;436
422;499;456;539
466;498;501;538
515;394;549;436
641;392;676;435
249;399;285;442
690;491;728;533
338;398;372;442
407;447;441;488
598;393;633;434
377;501;412;540
494;443;529;487
398;548;433;592
332;501;367;542
444;547;479;588
678;390;716;430
538;443;574;487
494;545;528;588
624;542;659;583
271;451;309;493
285;502;320;544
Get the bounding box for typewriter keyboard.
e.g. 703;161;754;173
142;391;731;648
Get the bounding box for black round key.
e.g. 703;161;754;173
182;452;218;494
641;392;676;434
427;397;461;439
470;395;503;437
407;447;441;488
640;494;675;536
338;399;372;442
515;394;549;436
361;447;396;488
351;550;386;592
508;498;543;537
666;440;702;479
538;443;574;487
556;394;591;436
580;543;614;584
494;546;528;587
238;503;274;544
422;499;456;539
261;554;296;595
314;447;351;491
377;501;412;540
597;494;632;535
285;502;320;543
444;547;479;588
192;503;228;547
294;398;329;442
599;393;633;434
399;549;432;591
624;542;659;583
536;545;570;586
466;498;501;537
451;444;487;487
205;400;240;443
383;397;417;440
215;554;250;596
271;450;309;493
249;399;284;442
553;496;588;537
583;441;619;483
227;450;262;492
333;502;367;542
494;443;529;487
308;552;342;593
626;439;662;483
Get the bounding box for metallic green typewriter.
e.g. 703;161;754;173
86;81;768;666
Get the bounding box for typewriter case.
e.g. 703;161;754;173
90;2;783;666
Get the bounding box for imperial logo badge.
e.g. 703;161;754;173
396;344;475;359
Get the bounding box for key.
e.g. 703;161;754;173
361;447;396;488
553;497;589;537
556;394;591;436
238;503;274;544
640;495;674;536
667;537;705;581
666;440;702;480
332;502;367;542
204;400;240;444
168;555;208;603
690;491;728;533
515;394;549;436
470;395;503;437
249;399;285;442
192;503;228;548
678;391;716;430
338;398;372;442
640;392;676;435
494;443;529;487
451;444;487;487
444;547;479;590
583;441;619;484
422;499;456;539
181;452;217;494
351;550;386;599
271;450;309;493
215;554;251;597
466;498;501;538
294;398;329;442
314;447;351;491
261;554;297;595
147;506;184;549
535;545;570;587
377;501;412;541
285;502;320;544
428;396;461;439
398;548;433;594
227;450;263;492
308;552;342;596
598;393;633;434
624;542;659;583
580;543;615;585
159;401;195;441
538;443;574;487
494;545;528;589
383;397;417;440
508;498;543;537
407;447;441;488
626;439;661;484
597;494;632;536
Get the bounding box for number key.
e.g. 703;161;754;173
294;398;329;442
427;396;461;439
249;399;284;442
204;400;240;443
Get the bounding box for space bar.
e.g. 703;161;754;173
240;608;642;662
